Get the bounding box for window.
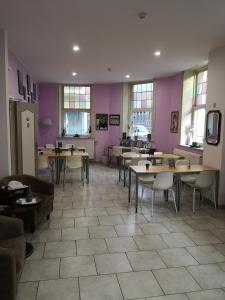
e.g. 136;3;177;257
62;85;91;136
130;82;154;140
180;68;208;147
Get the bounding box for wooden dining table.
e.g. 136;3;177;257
40;151;89;185
128;164;219;213
119;153;182;187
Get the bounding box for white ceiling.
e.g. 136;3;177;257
1;0;225;84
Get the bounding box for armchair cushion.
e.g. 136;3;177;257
0;236;26;273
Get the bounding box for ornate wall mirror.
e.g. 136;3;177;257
206;110;221;145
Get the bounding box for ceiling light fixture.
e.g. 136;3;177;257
125;74;130;79
72;72;77;76
154;51;161;56
73;45;80;52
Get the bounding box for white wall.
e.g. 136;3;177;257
203;45;225;205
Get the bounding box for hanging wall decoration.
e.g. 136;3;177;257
17;70;23;95
170;111;179;133
109;114;120;126
96;114;108;130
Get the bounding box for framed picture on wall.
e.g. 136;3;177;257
33;83;37;101
26;74;31;95
109;114;120;126
170;111;179;133
17;70;23;95
96;114;108;130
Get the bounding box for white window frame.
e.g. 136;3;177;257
61;84;92;136
129;81;155;140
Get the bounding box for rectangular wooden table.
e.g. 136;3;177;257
128;164;219;213
120;153;182;187
41;152;89;185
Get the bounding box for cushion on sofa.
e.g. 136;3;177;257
0;236;26;273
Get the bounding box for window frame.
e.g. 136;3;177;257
61;84;92;136
191;67;208;145
179;67;208;148
129;80;155;139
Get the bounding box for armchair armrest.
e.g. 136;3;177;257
0;247;17;300
0;216;24;240
26;176;54;195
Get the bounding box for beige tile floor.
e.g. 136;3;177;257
18;163;225;300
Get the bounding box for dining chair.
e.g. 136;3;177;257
123;152;139;184
38;155;54;182
142;172;177;216
186;170;216;212
45;144;55;149
138;160;155;199
63;155;84;188
65;144;75;149
154;151;163;165
175;159;197;185
112;147;123;166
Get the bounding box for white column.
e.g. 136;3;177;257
0;29;11;176
203;45;225;205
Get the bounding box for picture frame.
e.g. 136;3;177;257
22;86;27;100
205;110;221;145
33;83;37;101
109;114;120;126
17;70;23;95
96;114;108;130
170;111;179;133
26;74;31;95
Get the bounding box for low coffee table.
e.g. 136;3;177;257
0;194;44;233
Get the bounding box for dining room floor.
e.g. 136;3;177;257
17;163;225;300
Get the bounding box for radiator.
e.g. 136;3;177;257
173;147;202;165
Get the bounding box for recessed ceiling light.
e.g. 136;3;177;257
125;74;130;78
154;51;161;56
73;45;80;52
72;72;77;76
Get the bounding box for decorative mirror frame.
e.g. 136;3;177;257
205;110;221;145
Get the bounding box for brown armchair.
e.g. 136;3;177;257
0;175;54;232
0;216;26;300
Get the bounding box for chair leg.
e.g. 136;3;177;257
151;190;154;217
193;188;196;212
211;187;216;209
170;189;177;213
81;167;84;186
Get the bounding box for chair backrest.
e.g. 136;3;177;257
38;155;49;169
153;172;174;190
65;144;75;149
175;159;190;166
112;146;123;157
123;152;137;158
195;171;215;189
138;160;152;167
154;151;163;156
66;156;82;169
45;144;55;149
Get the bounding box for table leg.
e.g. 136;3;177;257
164;190;169;201
55;157;59;185
176;173;181;211
86;157;89;184
135;174;139;213
119;156;122;182
123;159;126;187
128;168;131;203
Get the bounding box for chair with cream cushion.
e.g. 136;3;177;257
63;156;84;188
154;151;163;165
186;170;216;212
112;146;123;166
143;172;177;216
38;155;54;182
175;159;197;184
45;144;55;149
138;160;155;200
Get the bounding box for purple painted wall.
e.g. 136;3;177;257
38;83;58;146
93;83;122;161
8;51;36;101
153;73;183;152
